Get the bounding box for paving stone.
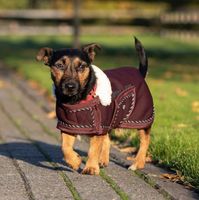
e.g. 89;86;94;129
25;136;121;200
0;87;57;144
65;172;120;200
8;81;58;136
72;139;166;200
0;101;74;200
17;159;74;200
109;147;199;200
0;155;28;200
12;74;53;113
142;164;199;200
105;162;165;200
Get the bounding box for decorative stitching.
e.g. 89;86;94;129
67;107;91;113
124;107;155;124
101;125;110;129
58;106;97;128
90;108;95;126
121;94;135;122
112;93;135;127
59;106;96;129
58;120;93;128
65;101;100;113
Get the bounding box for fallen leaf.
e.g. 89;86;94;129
146;155;153;163
37;88;47;95
0;80;5;88
111;143;120;149
28;80;47;96
47;95;56;103
126;156;135;161
175;87;188;97
192;101;199;113
159;94;166;101
161;173;195;189
152;79;165;85
114;129;126;137
120;146;137;153
28;80;39;89
164;71;173;79
182;74;192;81
176;123;188;128
184;183;195;190
160;173;184;183
47;111;56;119
160;172;185;184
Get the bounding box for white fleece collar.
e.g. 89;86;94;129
91;65;112;106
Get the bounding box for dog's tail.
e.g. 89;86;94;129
134;37;148;78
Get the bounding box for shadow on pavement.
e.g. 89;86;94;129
0;140;88;173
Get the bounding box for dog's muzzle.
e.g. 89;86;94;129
61;80;79;96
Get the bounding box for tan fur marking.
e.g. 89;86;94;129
61;132;82;170
82;135;107;175
73;57;81;65
129;128;151;170
78;67;90;88
62;56;70;66
99;134;110;167
72;57;90;88
51;67;64;86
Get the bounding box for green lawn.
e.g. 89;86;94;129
0;34;198;189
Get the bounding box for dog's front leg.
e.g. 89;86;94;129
61;132;82;170
82;135;106;175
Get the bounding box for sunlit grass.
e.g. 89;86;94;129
149;78;199;187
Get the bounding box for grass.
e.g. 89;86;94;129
0;34;198;189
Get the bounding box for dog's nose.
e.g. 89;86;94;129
65;82;76;90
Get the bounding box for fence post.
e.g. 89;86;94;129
73;0;80;48
29;0;38;8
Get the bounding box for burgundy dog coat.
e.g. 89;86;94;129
56;67;154;135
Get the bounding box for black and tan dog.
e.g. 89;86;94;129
36;37;154;175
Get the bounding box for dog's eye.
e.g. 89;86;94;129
77;64;86;72
55;63;64;70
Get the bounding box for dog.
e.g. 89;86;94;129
36;37;154;175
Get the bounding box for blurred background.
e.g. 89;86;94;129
0;0;199;189
0;0;198;45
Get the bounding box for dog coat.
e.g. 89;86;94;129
56;66;154;135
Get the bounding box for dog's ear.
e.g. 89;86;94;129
82;43;101;62
36;47;53;66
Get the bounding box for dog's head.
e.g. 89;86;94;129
36;44;100;104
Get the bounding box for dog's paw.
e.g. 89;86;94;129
65;154;82;171
82;166;100;175
128;160;145;171
99;158;109;168
128;164;138;171
99;149;110;168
